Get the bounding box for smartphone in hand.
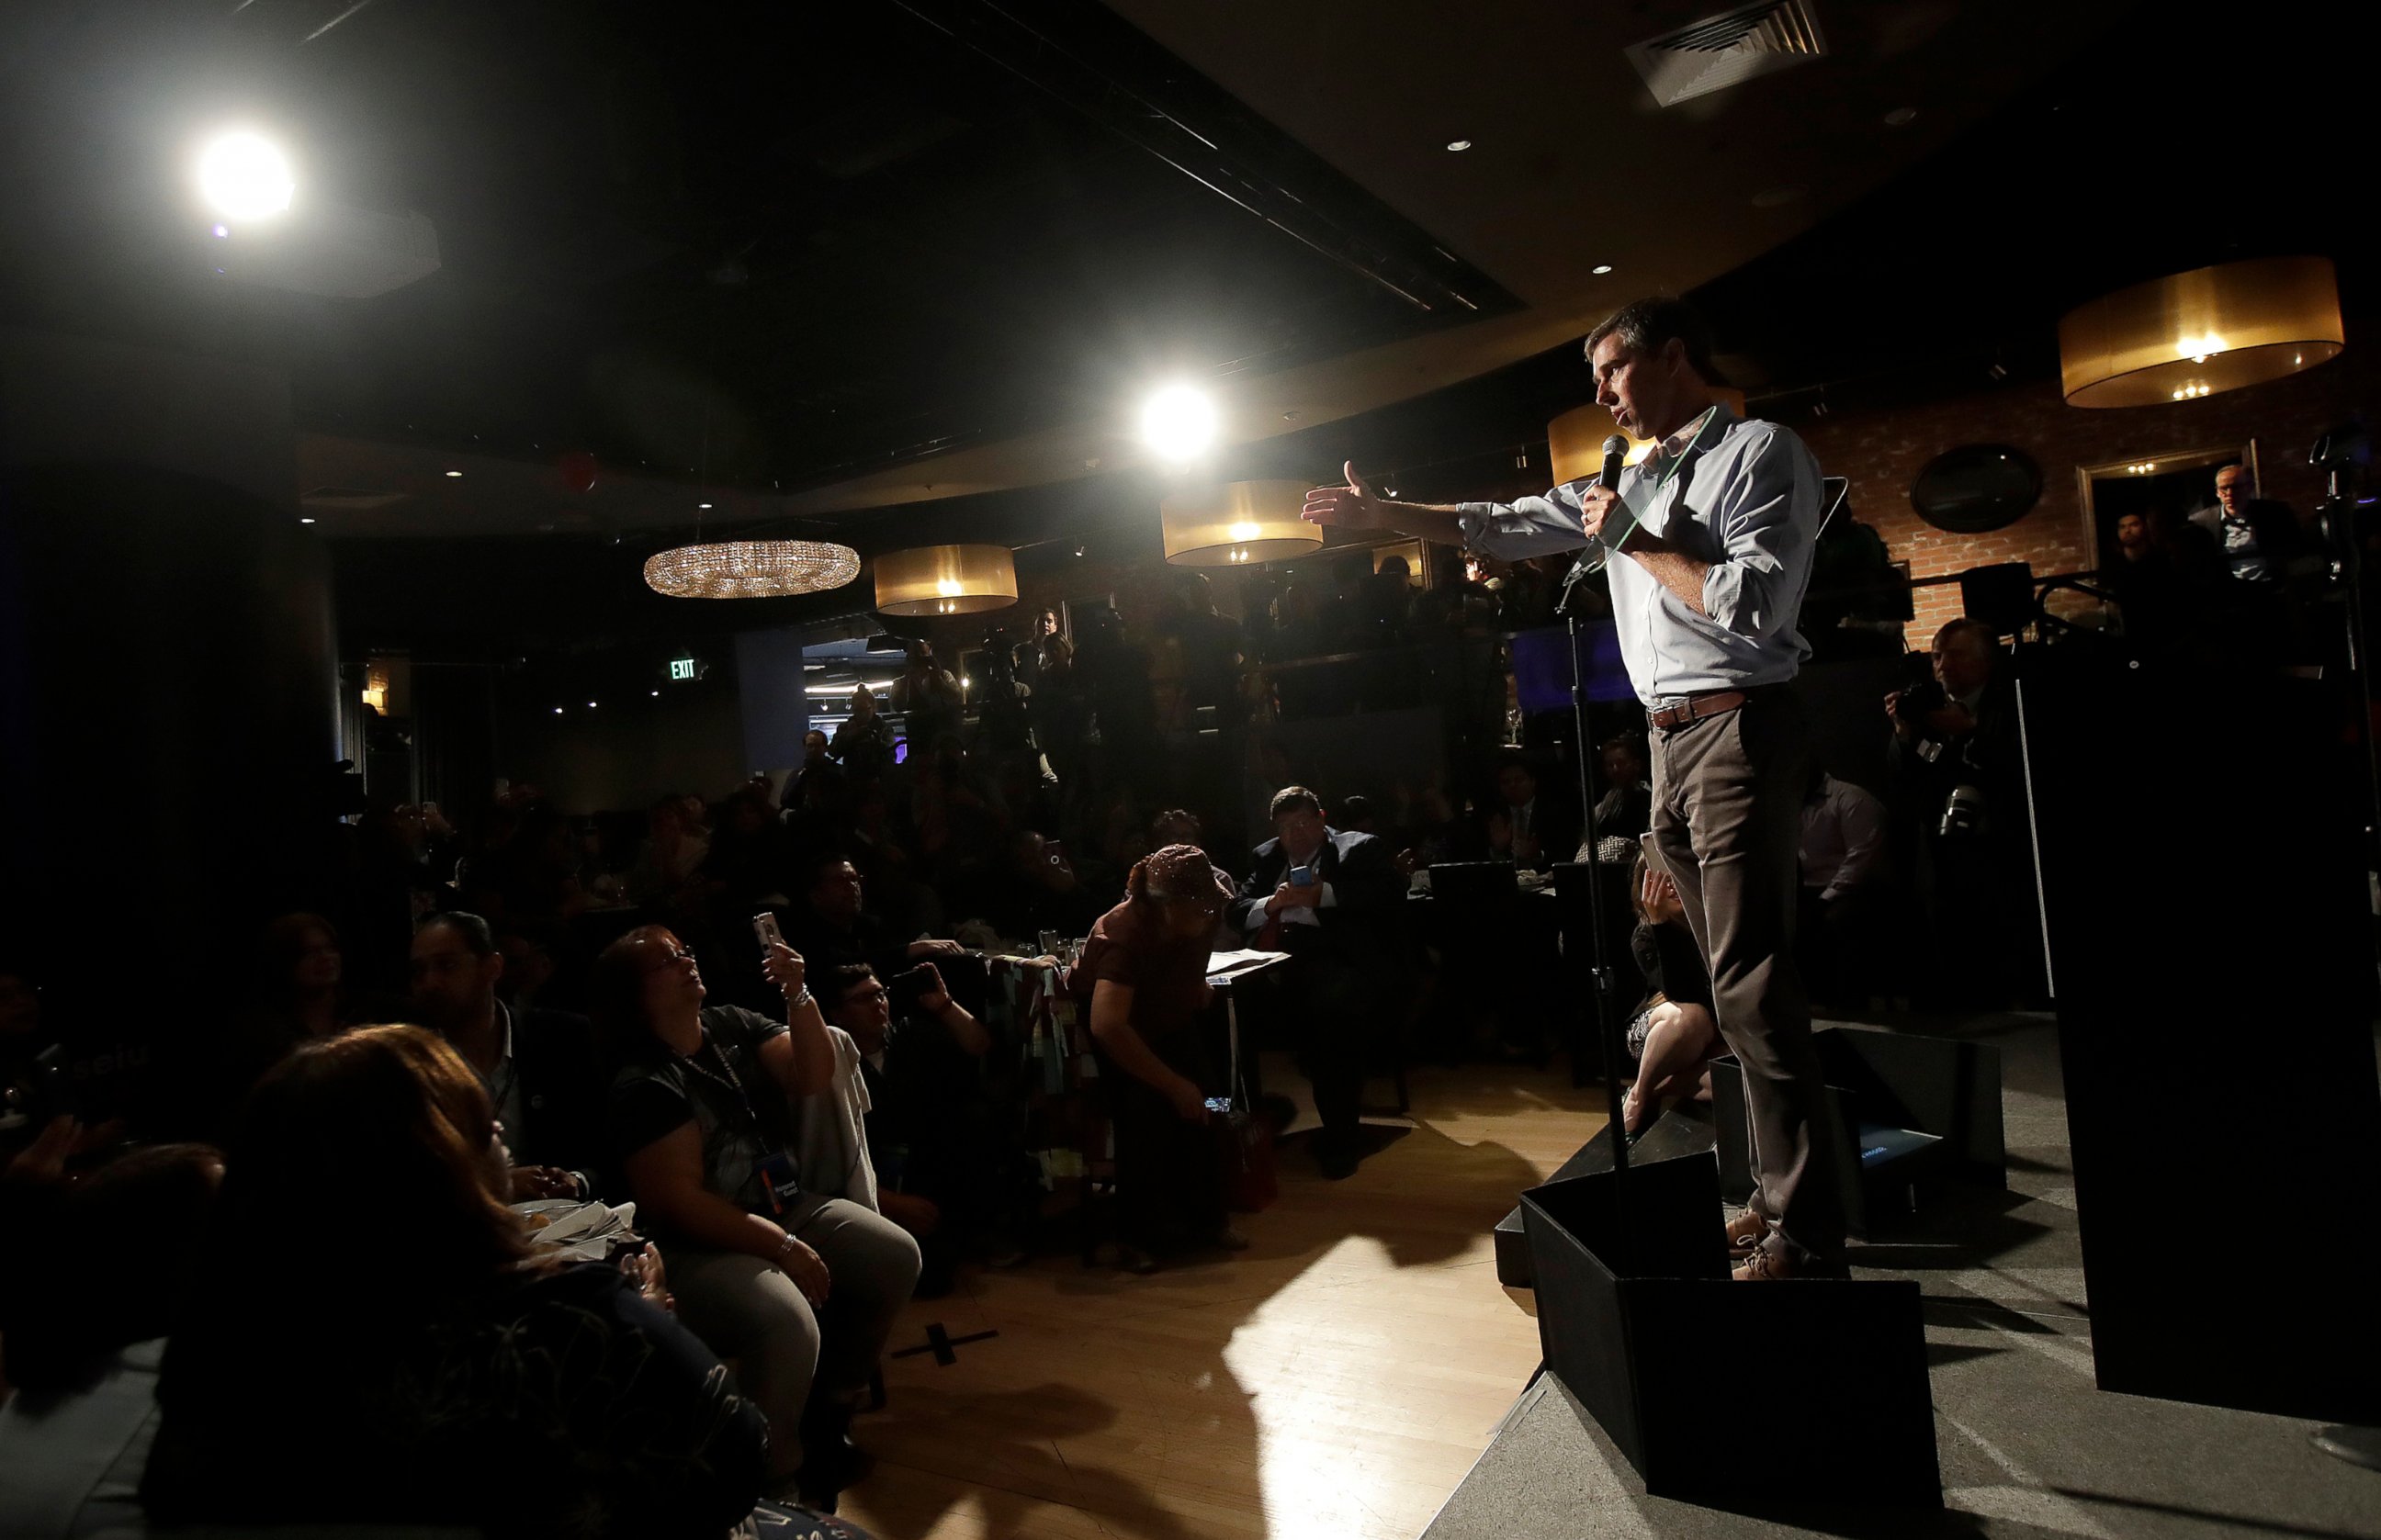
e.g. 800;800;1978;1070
1287;863;1315;887
752;912;785;953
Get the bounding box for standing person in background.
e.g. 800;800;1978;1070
830;684;896;781
1069;845;1246;1273
1304;296;1843;1280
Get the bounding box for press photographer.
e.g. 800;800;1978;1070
1885;617;2037;1006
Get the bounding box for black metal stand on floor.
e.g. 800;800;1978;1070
1561;602;1635;1259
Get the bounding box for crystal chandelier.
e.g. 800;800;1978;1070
643;539;860;600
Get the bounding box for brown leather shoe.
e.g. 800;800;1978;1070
1723;1208;1769;1257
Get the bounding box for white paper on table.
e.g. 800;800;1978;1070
1204;949;1290;978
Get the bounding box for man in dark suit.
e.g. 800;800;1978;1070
1228;786;1405;1177
1485;754;1581;872
409;911;608;1198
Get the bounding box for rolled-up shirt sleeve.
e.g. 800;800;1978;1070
1456;486;1593;560
1699;433;1819;640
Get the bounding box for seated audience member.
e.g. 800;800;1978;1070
1148;806;1205;854
411;911;605;1199
788;855;965;981
1070;846;1245;1272
597;927;920;1502
215;913;378;1115
1394;784;1479;875
1591;735;1653;852
1621;858;1719;1141
818;962;1010;1296
1230;786;1405;1178
1798;769;1892;1009
1484;754;1579;872
493;918;566;1014
1;1121;220;1395
142;1025;768;1537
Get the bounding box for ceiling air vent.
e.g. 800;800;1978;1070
1626;0;1828;107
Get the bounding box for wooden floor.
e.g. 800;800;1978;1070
835;1060;1609;1540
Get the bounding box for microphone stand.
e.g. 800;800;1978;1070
1557;562;1636;1214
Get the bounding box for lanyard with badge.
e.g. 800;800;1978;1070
678;1031;802;1215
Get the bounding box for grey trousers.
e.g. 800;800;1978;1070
668;1195;921;1474
1649;688;1845;1264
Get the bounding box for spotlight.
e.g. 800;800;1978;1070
553;706;564;715
698;502;712;509
1140;385;1218;461
586;701;598;709
196;132;293;222
445;469;462;478
1591;264;1613;275
299;516;316;524
1446;140;1473;152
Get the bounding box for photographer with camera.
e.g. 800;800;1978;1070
1885;617;2037;1007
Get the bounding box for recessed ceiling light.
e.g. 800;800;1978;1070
1282;410;1302;422
445;470;462;478
1445;140;1473;152
553;706;564;715
299;516;316;524
1592;264;1613;275
1883;107;1919;128
698;501;712;509
586;701;597;709
650;691;660;697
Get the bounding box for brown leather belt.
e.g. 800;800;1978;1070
1648;690;1747;732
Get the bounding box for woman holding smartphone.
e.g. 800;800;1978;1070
594;925;919;1507
1069;844;1244;1273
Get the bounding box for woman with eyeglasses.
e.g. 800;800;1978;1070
592;926;919;1509
1069;844;1245;1273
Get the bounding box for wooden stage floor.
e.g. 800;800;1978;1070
833;1059;1608;1540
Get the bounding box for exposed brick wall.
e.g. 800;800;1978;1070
1795;347;2381;645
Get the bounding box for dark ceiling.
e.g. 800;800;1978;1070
0;0;1511;493
10;0;2360;661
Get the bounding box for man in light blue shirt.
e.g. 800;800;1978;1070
1303;298;1844;1277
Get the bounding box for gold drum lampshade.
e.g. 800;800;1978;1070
643;540;860;600
1159;479;1322;567
1548;388;1747;485
873;543;1019;616
2059;255;2343;408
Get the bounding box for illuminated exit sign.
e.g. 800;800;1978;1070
669;658;698;681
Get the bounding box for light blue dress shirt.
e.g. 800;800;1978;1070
1455;404;1823;707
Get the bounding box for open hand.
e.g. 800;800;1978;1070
1303;462;1392;530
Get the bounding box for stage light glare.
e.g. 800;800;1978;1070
1140;385;1218;461
196;132;293;221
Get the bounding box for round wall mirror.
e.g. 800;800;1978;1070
1909;444;2042;533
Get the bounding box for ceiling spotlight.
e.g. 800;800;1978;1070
698;502;712;509
553;706;564;715
298;516;316;524
1140;384;1219;461
586;701;598;709
650;691;660;698
1883;107;1919;128
196;132;294;222
1446;139;1473;152
1591;264;1613;275
444;469;462;478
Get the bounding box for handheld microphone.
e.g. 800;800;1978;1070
1597;434;1628;490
